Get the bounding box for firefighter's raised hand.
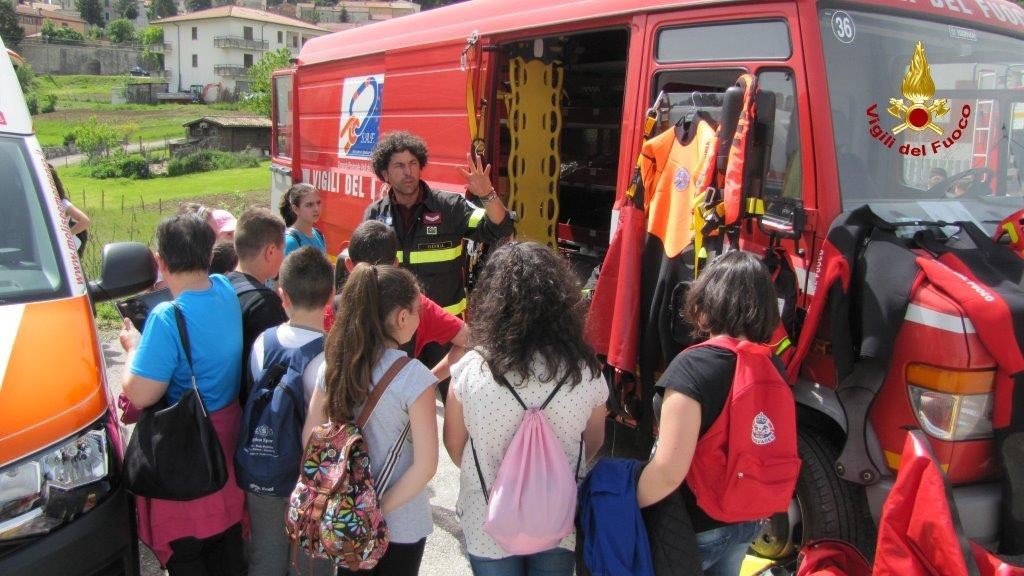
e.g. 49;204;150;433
461;152;493;198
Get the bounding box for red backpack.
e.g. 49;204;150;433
685;336;800;522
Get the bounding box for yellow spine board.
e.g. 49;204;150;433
507;57;563;248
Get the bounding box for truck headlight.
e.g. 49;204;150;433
0;427;111;541
907;363;994;441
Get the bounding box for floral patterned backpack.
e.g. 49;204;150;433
286;357;412;570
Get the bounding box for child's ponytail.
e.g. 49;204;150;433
323;263;419;422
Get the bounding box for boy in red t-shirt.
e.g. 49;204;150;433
333;220;469;382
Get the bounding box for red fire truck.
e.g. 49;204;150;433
271;0;1024;559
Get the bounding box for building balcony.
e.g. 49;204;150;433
146;42;172;53
213;36;268;50
214;64;250;78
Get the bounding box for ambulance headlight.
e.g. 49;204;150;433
0;426;112;541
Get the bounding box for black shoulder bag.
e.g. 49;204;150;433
122;305;228;500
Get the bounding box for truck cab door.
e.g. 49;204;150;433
635;3;817;294
270;69;296;210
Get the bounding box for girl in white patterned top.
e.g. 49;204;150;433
443;242;608;576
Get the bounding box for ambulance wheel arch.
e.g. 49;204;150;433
751;428;878;561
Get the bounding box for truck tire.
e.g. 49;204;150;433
752;429;877;561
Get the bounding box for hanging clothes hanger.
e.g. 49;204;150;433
674;91;701;128
675;91;720;143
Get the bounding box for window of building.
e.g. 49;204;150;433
191;27;197;40
243;26;253;40
192;54;198;68
277;31;283;43
291;35;298;48
243;53;253;68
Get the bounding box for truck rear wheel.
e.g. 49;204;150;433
751;429;877;560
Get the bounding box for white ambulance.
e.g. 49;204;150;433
0;34;155;575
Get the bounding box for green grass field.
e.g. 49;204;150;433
32;75;256;147
34;107;207;147
63;161;273;328
35;74;132;102
59;162;271;257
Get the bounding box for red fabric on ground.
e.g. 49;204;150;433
797;539;871;576
874;432;974;576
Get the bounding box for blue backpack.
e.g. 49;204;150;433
236;327;323;496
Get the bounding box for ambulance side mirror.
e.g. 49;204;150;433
88;242;158;302
758;196;805;240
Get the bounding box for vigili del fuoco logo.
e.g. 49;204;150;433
865;42;972;157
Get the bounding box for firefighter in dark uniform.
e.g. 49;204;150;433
364;131;515;317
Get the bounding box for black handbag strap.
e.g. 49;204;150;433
172;304;206;416
172;305;193;371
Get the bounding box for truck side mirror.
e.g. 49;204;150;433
758;196;805;240
87;242;157;302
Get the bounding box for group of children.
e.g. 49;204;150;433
117;195;478;576
119;180;788;576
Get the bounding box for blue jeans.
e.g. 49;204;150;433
468;547;574;576
696;521;762;576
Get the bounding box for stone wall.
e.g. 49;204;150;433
19;40;144;76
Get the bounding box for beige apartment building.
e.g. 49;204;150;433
153;5;327;95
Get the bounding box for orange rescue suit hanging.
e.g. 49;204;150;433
641;119;718;259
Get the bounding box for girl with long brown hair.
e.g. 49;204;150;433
301;263;438;576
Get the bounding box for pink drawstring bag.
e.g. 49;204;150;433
470;373;581;555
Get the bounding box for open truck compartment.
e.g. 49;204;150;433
493;28;629;275
490;28;801;283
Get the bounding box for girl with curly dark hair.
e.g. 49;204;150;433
443;241;608;575
301;263;439;575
